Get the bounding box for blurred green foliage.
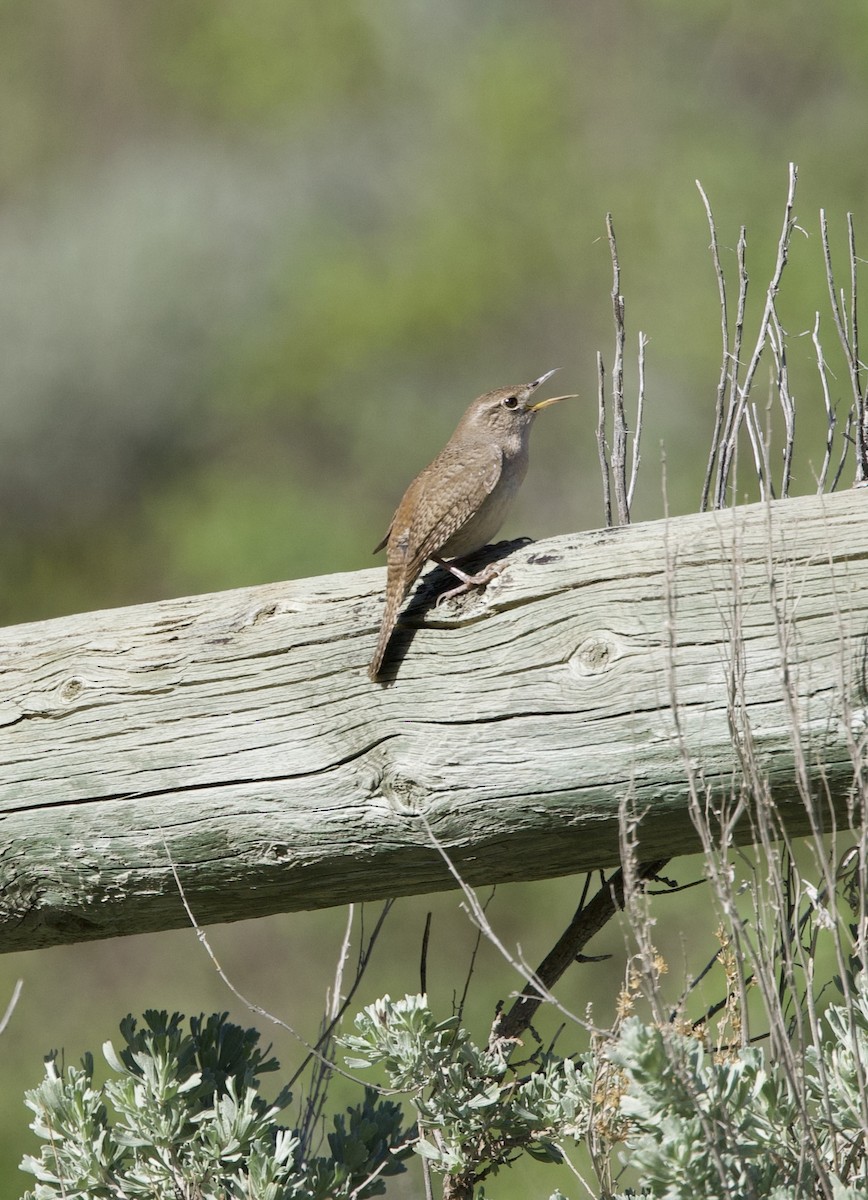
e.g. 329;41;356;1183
0;2;866;1195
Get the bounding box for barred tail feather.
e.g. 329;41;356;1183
368;588;403;681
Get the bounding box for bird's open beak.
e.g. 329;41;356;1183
529;393;579;412
529;368;560;391
527;368;577;410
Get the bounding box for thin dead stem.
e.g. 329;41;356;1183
700;164;810;509
608;214;630;525
595;214;645;525
0;979;22;1036
821;208;868;484
628;331;647;511
697;179;731;512
596;350;612;526
812;312;837;492
417;814;598;1038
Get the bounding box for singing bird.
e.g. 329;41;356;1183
369;369;576;679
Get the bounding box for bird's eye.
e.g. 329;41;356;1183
502;395;519;409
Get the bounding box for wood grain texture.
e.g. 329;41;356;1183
1;489;866;952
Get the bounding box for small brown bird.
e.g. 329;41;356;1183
369;369;576;680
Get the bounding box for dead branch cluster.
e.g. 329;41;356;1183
596;161;868;523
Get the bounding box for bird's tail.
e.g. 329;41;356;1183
368;584;403;681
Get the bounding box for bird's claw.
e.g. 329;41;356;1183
436;562;504;607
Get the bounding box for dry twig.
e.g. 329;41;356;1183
699;164;801;508
595;214;646;525
821;208;867;484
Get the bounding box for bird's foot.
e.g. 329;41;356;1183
433;559;504;607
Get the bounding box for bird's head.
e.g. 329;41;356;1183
460;369;577;439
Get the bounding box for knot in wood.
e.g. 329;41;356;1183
59;676;85;703
380;765;429;816
571;634;619;676
240;601;279;628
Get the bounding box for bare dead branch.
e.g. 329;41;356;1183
821;208;867;483
811;312;836;493
713;225;750;509
768;308;795;498
832;407;855;492
596;216;646;524
298;903;359;1153
455;905;488;1026
607;214;631;525
628;332;647;511
733;163;798;454
290;899;393;1097
419;910;431;997
595;350;612;526
491;860;669;1045
848;214;860;367
705;164;799;506
696;179;731;512
418;816;593;1037
0;979;22;1036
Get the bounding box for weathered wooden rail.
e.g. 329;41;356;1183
0;488;866;952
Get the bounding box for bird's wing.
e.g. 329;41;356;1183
388;442;503;583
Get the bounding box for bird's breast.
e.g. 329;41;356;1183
439;448;529;558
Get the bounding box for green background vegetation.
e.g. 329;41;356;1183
1;2;866;1195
